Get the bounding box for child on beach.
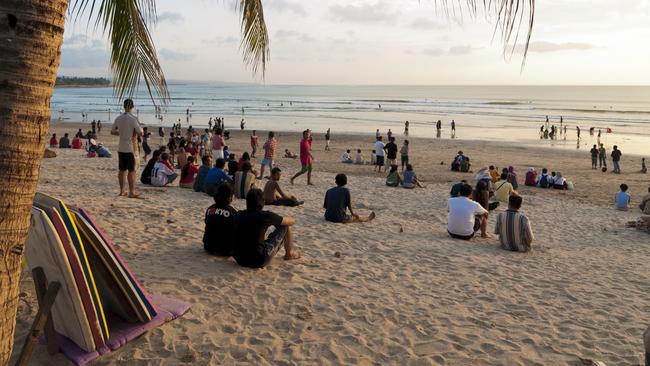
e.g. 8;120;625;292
386;165;402;187
354;149;364;165
341;149;353;163
615;184;631;211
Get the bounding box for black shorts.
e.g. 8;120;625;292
142;142;152;155
118;152;136;172
448;230;474;240
376;156;385;166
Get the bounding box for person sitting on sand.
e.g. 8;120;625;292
552;172;568;190
450;180;468;197
232;188;300;268
615;184;631;211
640;187;650;214
194;155;212;193
505;166;519;189
203;183;237;256
494;194;534;252
234;161;256;199
489;165;500;183
459;157;471;173
472;180;490;211
204;158;232;196
227;154;238;177
402;164;424;189
524;168;537;187
72;135;82;149
536;168;551;188
264;168;304;207
386;165;402;187
151;153;178;187
324;174;376;223
75;128;84;138
284;149;298;159
494;173;516;203
179;156;199;189
341;149;353;164
354;149;364;165
49;133;58;148
451;151;465;171
447;183;489;240
140;149;162;185
238;151;252;171
59;133;71;148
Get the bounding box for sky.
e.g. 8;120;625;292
58;0;650;85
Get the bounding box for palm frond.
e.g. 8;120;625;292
69;0;168;103
434;0;535;68
238;0;270;78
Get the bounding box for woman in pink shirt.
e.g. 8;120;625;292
212;128;225;160
290;130;314;185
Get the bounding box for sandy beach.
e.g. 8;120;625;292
11;123;650;365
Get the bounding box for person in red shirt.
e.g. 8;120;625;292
290;130;314;185
179;156;199;188
49;133;58;148
185;141;199;161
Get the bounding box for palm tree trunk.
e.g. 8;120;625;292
0;0;69;363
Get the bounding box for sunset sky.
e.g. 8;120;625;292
58;0;650;85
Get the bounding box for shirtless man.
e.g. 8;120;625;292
264;168;303;207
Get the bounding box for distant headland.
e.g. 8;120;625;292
55;76;111;88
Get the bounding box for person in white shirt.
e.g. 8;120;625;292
151;153;178;187
110;99;143;198
374;136;386;173
341;149;353;164
447;183;489;240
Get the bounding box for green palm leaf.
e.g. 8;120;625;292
238;0;270;77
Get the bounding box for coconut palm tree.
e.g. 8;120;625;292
0;0;533;362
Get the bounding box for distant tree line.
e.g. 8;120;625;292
55;76;111;87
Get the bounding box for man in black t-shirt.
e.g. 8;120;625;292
384;137;398;167
232;188;299;268
204;184;238;256
323;174;376;224
590;144;598;169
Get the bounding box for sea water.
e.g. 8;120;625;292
50;83;650;155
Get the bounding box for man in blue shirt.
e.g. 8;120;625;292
204;158;232;196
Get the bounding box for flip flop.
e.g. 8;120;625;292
128;194;144;199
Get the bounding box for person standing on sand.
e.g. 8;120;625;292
374;136;386;173
259;131;277;179
291;130;314;185
404;121;409;136
590;144;599;170
240;119;245;130
611;145;622;173
494;195;534;252
250;130;258;158
576;126;581;139
111;98;143;198
212;128;225;161
324;174;376;224
325;128;331;151
598;143;607;169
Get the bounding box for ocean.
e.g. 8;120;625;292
50;83;650;155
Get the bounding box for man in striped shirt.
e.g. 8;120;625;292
258;131;277;179
494;195;534;252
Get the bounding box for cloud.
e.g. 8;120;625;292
266;0;307;16
274;29;315;42
449;45;476;55
63;33;89;47
423;48;444;57
521;41;598;53
409;18;444;30
329;1;398;24
201;36;238;46
159;49;194;61
60;41;109;69
157;11;183;24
